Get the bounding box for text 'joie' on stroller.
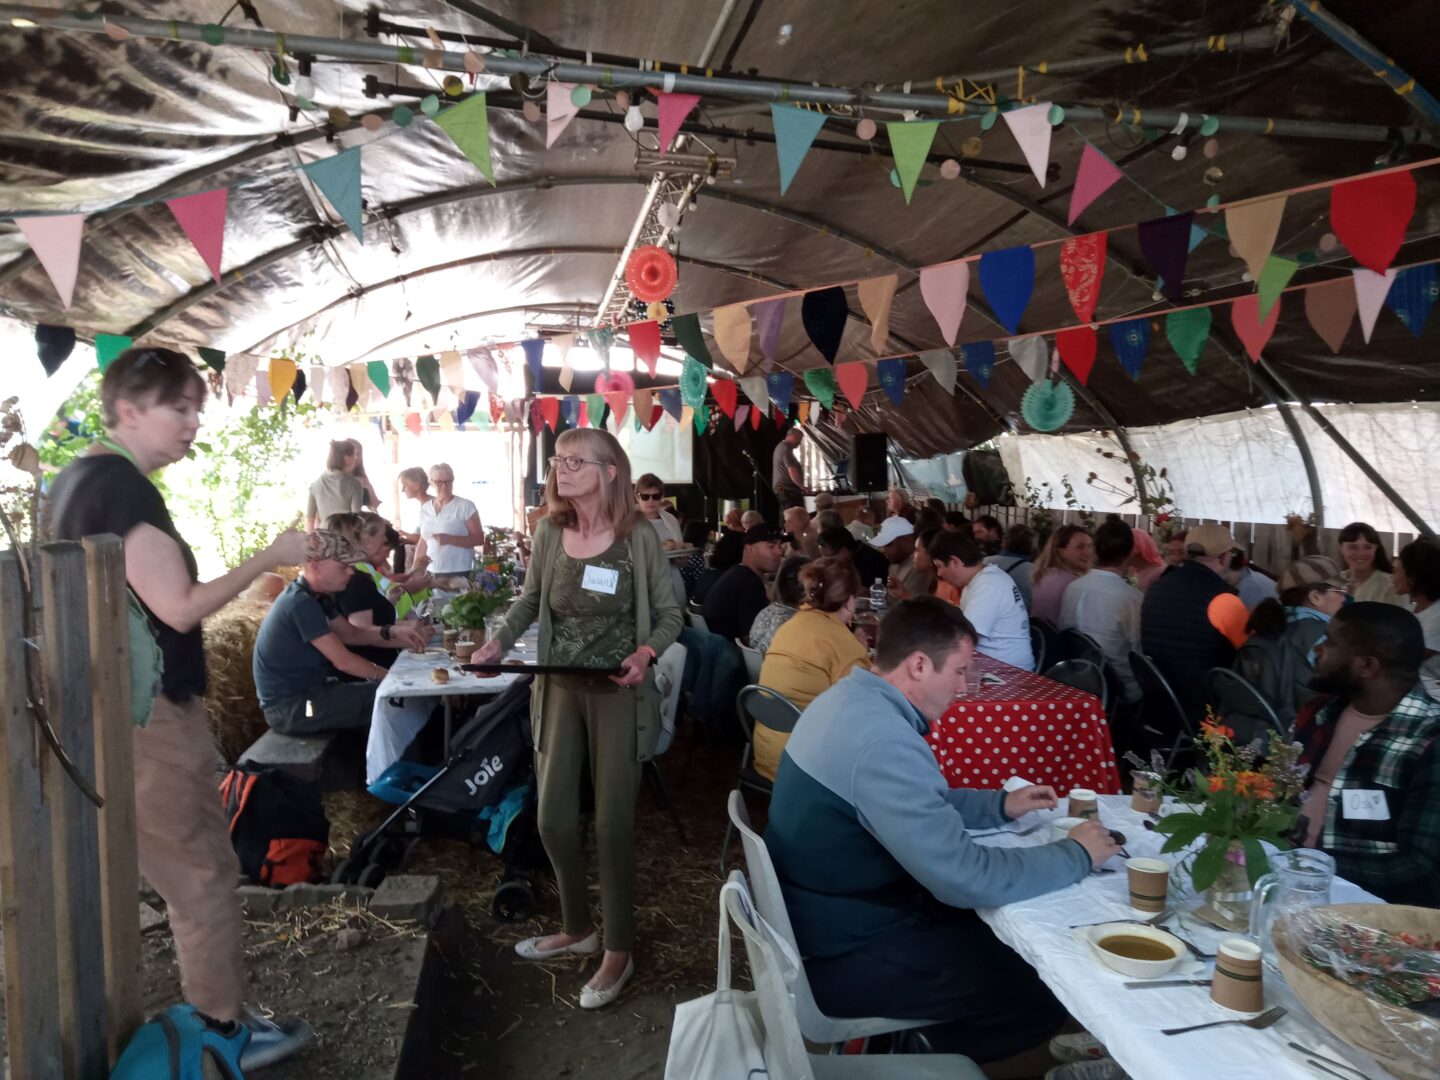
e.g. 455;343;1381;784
333;676;548;921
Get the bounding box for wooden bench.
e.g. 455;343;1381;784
237;728;365;791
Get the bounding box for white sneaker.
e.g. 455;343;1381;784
239;1009;313;1071
579;957;635;1010
1049;1031;1109;1063
514;931;601;960
1045;1058;1129;1080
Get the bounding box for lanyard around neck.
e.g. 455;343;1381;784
97;437;143;472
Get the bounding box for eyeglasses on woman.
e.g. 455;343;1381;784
549;454;606;473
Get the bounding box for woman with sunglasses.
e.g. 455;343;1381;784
471;428;682;1009
1241;555;1349;727
47;347;312;1068
635;472;683;550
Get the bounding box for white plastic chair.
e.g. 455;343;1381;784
727;792;929;1047
689;608;710;634
737;639;764;682
654;641;688;757
723;871;985;1079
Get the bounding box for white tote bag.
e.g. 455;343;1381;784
664;879;767;1079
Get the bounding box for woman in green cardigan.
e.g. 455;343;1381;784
472;428;682;1008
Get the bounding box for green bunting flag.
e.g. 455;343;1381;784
671;313;712;368
1257;256;1299;319
367;360;391;397
886;119;939;204
435;92;495;185
95;333;133;370
196;346;226;373
802;367;836;411
416;355;441;399
1165;307;1211;375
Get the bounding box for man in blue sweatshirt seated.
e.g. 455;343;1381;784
765;596;1122;1064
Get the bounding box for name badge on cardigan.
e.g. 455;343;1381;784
582;565;619;595
1342;789;1389;821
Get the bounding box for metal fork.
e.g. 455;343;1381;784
1069;907;1172;930
1161;1006;1286;1036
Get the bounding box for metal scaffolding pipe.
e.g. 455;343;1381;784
1;6;1428;144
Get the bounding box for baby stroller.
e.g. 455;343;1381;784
333;676;547;921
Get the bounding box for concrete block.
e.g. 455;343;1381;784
236;885;281;917
368;874;442;925
139;901;167;934
238;730;334;784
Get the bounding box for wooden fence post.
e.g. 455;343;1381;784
41;542;109;1078
84;536;141;1063
0;551;64;1078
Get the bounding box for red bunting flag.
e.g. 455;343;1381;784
629;319;662;377
604;391;630;424
1230;293;1282;363
1059;232;1107;324
1329;170;1416;276
1055;325;1097;384
406;412;423;434
711;378;738;418
647;403;664;430
750;403;762;429
166;187;229;283
539;397;560;431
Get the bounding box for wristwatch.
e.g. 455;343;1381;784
637;644;658;667
380;624;392;641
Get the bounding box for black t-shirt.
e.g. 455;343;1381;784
852;543;891;592
48;454;207;702
702;563;769;643
334;571;399;669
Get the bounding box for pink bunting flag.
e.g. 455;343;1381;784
655;92;701;154
836;362;869;409
1001;103;1054;188
733;404;750;431
166;187;229;283
1230;293;1282;363
919;261;970;346
1067;144;1123;225
546;81;581;148
604;390;630;424
17;213;86;308
1352;268;1396;343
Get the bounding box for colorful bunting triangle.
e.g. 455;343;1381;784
1137;211;1194;301
1304;277;1356;354
416;354;441;399
457;390;480;427
961;341;995;388
978;246;1035;334
521;337;545;386
546;80;581;148
367;359;391;396
1330;169;1415;275
1001;103;1053;187
886;119;939;204
711;378;738;418
656;92;700;154
1386;263;1439;338
629;320;662;376
1164;307;1211;374
1353;268;1396;343
919;261;969;346
95;333;132;370
17;213;85;308
1231;293;1282;362
658;388;682;421
1059;232;1107;324
301;147;365;241
857;275;897;353
1008;337;1048;384
771;104;827;194
876;357;907;407
693;402;708;434
739;375;768;410
803;367;837;410
1257;256;1299;319
919;349;957;394
1108;318;1150;380
672;313;712;368
1226;196;1287;282
166;188;229;283
712;304;752;373
267;358;297;401
836;362;868;409
585;393;605;427
1056;325;1097;384
752;297;786;367
767;370;795;413
197;346;226;373
1067;143;1124;225
435;92;495;184
801;286;848;364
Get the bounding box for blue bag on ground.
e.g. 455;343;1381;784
110;1004;249;1080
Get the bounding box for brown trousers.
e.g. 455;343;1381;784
134;694;246;1019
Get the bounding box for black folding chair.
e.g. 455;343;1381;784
1207;667;1286;745
720;685;801;873
1058;627;1105;667
1043;659;1110;714
1128;651;1196;769
1030;618;1059;674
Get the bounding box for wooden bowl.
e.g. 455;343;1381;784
1273;903;1440;1080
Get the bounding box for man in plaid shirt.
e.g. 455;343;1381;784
1292;602;1440;906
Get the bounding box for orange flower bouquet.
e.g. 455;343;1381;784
1144;712;1307;896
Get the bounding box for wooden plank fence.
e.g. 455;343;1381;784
0;536;141;1077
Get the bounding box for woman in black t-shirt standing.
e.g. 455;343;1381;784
47;348;312;1070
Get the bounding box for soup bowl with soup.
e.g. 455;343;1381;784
1086;922;1187;978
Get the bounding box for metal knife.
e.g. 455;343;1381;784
1123;978;1213;989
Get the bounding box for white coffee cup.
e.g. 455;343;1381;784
1051;816;1087;842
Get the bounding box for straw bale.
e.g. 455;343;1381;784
203;599;270;763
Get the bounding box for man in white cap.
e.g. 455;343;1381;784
1140;523;1251;726
870;516;933;603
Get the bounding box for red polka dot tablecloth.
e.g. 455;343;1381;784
927;654;1121;795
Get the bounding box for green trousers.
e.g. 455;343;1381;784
535;678;643;951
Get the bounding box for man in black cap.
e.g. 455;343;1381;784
703;523;783;643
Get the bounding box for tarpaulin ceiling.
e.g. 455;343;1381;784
2;0;1440;463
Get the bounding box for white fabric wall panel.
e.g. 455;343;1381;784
1298;403;1440;533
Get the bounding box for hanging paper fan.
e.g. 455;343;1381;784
625;244;678;303
1021;379;1075;432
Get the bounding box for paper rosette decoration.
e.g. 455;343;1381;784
625;244;678;303
1021;379;1075;433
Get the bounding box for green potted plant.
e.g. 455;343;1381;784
1139;716;1307;931
438;561;515;650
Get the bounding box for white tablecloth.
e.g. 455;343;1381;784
366;636;536;784
975;794;1394;1080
